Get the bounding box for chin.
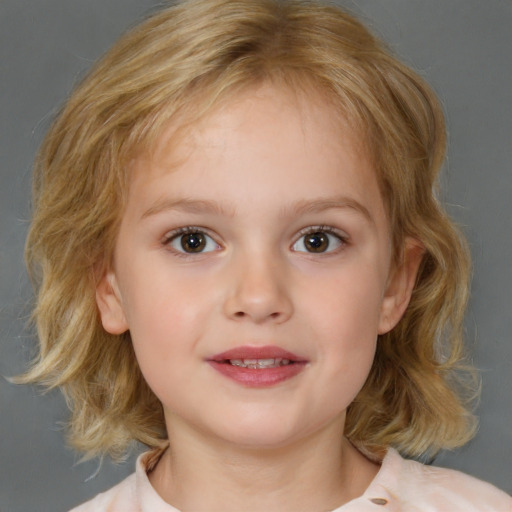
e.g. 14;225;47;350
207;411;320;451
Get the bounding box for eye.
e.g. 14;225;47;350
167;229;219;254
292;229;345;253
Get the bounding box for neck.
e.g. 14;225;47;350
149;418;379;512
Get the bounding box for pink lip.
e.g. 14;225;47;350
207;345;308;388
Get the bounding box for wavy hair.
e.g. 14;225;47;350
21;0;477;460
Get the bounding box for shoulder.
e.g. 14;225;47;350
69;473;137;512
68;447;174;512
368;448;512;512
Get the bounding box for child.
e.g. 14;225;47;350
21;0;511;510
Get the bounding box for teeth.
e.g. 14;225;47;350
253;358;274;367
228;358;293;369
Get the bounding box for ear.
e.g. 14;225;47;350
95;270;129;334
378;238;424;335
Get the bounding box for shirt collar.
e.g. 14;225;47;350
135;445;402;512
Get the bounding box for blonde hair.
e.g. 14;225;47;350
22;0;477;460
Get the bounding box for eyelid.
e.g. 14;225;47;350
291;225;349;253
294;225;349;241
162;225;209;243
160;225;349;255
162;226;222;255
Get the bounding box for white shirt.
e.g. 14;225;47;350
71;448;511;511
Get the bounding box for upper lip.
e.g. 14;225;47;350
208;345;307;362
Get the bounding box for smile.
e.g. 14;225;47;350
208;346;307;387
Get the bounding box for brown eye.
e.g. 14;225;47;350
180;232;206;252
292;229;345;254
168;230;219;254
304;232;329;252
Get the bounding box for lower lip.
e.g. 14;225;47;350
208;361;307;387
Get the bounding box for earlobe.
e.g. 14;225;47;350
95;271;129;334
378;238;424;334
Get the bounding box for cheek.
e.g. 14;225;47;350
117;257;230;387
307;263;386;341
125;290;201;407
301;262;384;388
120;251;214;331
118;270;209;373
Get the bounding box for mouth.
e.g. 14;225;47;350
207;346;308;387
228;357;293;369
209;345;307;366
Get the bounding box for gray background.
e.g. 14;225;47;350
0;1;510;510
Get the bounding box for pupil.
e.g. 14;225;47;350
306;232;328;252
181;232;205;252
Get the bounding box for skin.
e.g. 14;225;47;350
96;84;423;511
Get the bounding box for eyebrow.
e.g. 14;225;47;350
141;196;373;223
284;196;374;224
141;198;235;219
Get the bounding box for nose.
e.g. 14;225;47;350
222;251;293;324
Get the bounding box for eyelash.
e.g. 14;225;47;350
292;225;349;254
161;225;349;256
162;226;220;257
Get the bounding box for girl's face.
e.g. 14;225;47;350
97;85;420;449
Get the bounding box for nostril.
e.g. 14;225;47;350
233;310;282;320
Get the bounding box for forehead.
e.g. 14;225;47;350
127;84;385;228
137;83;368;179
